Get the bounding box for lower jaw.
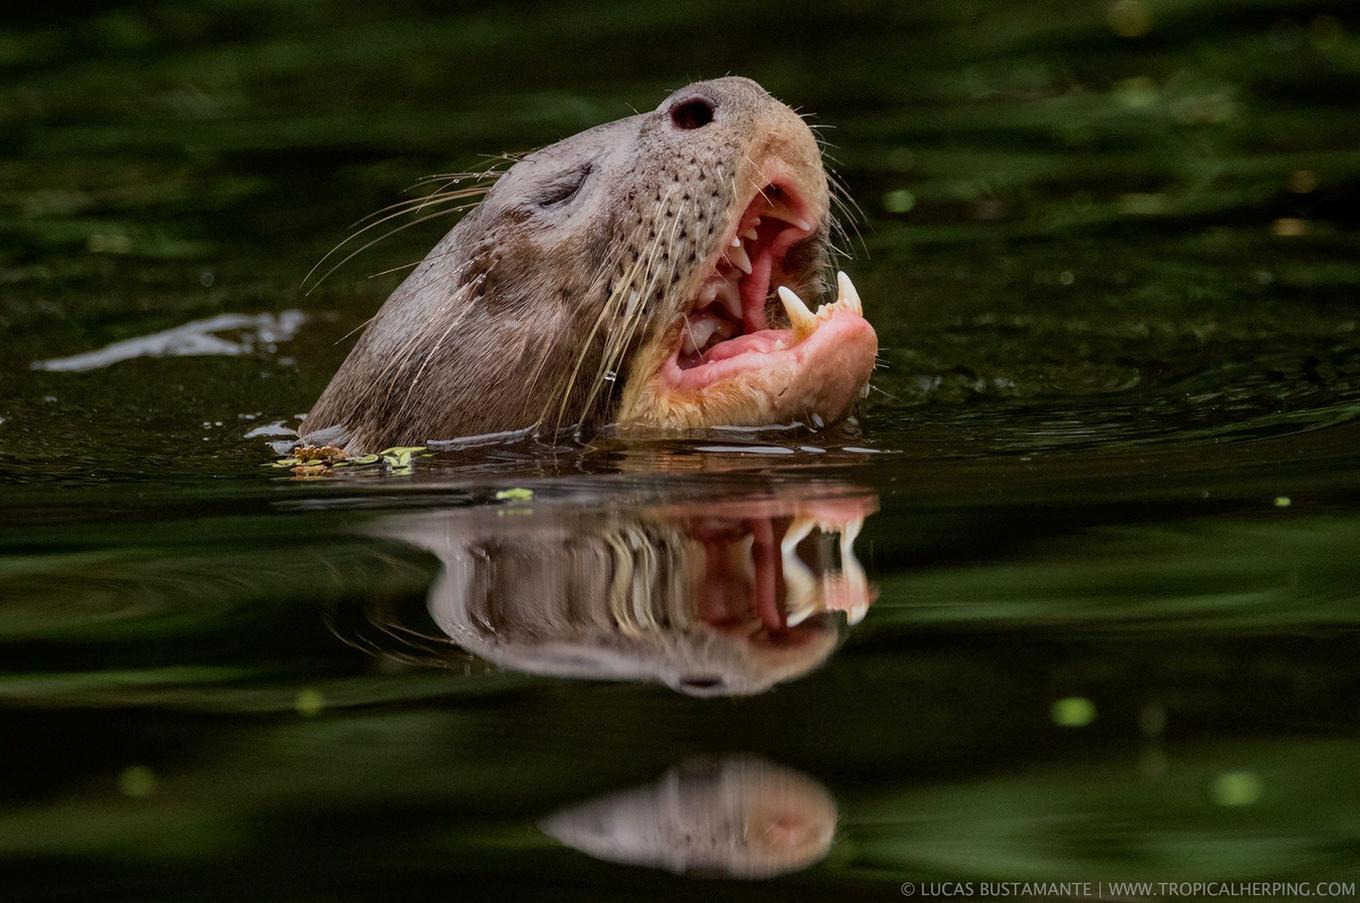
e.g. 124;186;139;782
613;309;878;432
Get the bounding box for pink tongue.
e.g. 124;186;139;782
698;329;790;363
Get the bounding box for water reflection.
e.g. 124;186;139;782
370;483;878;695
541;755;836;879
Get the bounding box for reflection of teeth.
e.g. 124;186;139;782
783;573;816;625
780;517;817;625
838;516;869;620
782;516;816;550
841;515;863;546
836;271;863;315
778;286;818;339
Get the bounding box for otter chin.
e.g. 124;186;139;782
302;77;878;453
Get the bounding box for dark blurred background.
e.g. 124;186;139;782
2;3;1360;901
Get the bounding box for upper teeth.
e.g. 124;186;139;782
696;276;742;320
763;201;813;232
726;240;753;275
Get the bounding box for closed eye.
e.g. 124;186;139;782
536;164;591;208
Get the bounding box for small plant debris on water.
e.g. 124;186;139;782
494;487;535;502
266;444;429;476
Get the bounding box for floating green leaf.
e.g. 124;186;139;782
376;446;428;473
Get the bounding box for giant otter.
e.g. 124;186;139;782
303;77;877;452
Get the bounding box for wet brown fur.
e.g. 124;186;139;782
303;78;828;453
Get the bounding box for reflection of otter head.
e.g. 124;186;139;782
373;490;877;696
541;755;838;879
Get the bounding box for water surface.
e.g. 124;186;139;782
2;1;1359;899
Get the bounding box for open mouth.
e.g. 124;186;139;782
615;162;878;433
612;172;878;434
668;182;868;392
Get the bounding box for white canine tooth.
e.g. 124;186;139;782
780;517;817;622
765;206;813;232
781;516;816;552
836;271;863;315
727;241;753;275
846;603;868;625
778;286;817;338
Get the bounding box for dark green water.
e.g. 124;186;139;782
3;2;1360;900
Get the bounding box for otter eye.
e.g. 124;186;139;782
536;164;591;208
670;96;715;130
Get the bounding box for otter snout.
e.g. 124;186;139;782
652;77;829;231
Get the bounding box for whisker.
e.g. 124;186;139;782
522;237;631;429
304;202;479;295
569;190;685;429
348;184;492;232
548;225;658;433
869;384;904;402
595;203;685;405
333;314;378;346
366;260;423;279
397;272;488;413
592;196;690;410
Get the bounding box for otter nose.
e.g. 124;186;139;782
668;94;716;130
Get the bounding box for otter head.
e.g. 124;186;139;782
303;77;877;452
